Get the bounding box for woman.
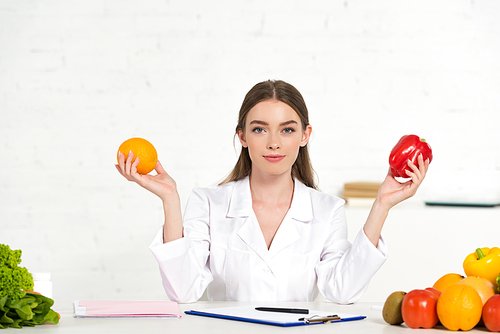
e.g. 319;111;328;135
116;80;429;303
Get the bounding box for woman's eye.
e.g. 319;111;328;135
283;128;295;134
252;127;264;133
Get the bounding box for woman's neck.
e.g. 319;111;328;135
249;171;294;206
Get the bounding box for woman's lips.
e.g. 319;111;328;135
263;154;285;162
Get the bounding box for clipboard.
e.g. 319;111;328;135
185;306;366;327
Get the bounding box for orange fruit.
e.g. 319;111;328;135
457;276;495;305
433;273;465;293
437;284;483;331
117;137;158;174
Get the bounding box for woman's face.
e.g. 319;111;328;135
237;100;312;178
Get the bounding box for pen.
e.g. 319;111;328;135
298;315;341;323
255;307;309;314
299;315;339;321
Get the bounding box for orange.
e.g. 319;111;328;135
117;137;158;174
437;284;483;331
457;276;495;305
433;273;465;293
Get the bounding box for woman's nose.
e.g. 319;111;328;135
267;135;281;150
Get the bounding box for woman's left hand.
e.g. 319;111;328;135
376;153;430;210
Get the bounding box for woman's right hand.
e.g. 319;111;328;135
115;151;178;201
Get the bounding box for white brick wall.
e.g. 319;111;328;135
1;0;499;306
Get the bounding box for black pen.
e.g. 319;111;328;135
255;307;309;314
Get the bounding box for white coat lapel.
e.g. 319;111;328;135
226;177;252;218
268;180;313;258
227;178;269;258
228;177;314;260
236;212;269;260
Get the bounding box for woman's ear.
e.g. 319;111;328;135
300;125;312;147
237;129;248;148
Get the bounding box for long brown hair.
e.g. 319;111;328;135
220;80;317;189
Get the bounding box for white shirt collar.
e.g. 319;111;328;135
227;176;313;222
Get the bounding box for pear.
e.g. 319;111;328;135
382;291;406;325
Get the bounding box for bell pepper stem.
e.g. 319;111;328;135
476;248;485;259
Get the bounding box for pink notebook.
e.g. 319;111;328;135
74;300;181;318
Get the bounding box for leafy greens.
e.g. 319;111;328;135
0;244;59;329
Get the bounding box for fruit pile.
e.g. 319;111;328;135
383;247;500;332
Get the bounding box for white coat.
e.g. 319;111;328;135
149;177;388;304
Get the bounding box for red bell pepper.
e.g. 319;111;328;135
389;134;433;178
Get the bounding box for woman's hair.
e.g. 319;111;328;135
220;80;317;189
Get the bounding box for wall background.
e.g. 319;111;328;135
1;0;499;307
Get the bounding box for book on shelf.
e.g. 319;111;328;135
342;182;381;207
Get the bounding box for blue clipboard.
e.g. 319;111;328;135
185;306;366;327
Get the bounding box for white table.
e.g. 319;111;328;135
16;301;490;333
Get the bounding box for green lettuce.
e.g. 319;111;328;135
0;244;59;329
0;244;33;299
0;292;59;329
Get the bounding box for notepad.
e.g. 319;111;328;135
185;306;366;327
74;300;181;318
